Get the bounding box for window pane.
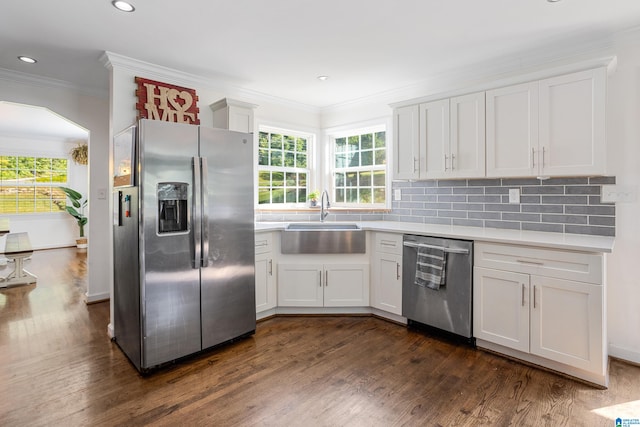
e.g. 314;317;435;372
52;158;67;171
296;138;307;152
285;189;297;203
259;171;271;186
270;151;282;167
335;172;345;187
258;149;269;166
272;188;284;203
335;154;346;168
359;188;371;203
375;132;386;148
375;149;386;165
17;187;35;212
373;170;385;186
258;188;270;204
296;153;307;168
36;170;52;183
0;187;17;213
284;152;295;167
347;152;359;167
284;135;295;151
36;157;51;170
361;151;373;166
286;172;296;186
361;133;373;150
272;171;284;187
335;138;346;153
259;132;270;148
346;188;358;203
359;171;371;187
298;173;307;187
52;170;67;183
347;136;359;152
346;172;357;187
335;188;345;203
298;188;307;202
18;157;35;181
270;134;282;149
374;188;385;203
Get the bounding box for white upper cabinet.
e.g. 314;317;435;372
420;99;450;179
393;105;420;180
394;92;485;180
486;82;539;177
538;68;606;176
448;92;486;178
486;68;606;178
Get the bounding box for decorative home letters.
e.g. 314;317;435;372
135;77;200;125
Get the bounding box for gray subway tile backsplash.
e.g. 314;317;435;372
255;176;616;237
386;177;615;236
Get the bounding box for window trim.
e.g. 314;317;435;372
326;122;390;209
256;124;317;210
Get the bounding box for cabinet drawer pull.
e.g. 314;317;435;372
413;157;419;173
268;259;273;276
255;241;268;247
521;283;525;307
444;154;449;171
532;147;536;168
397;263;401;280
533;285;537;309
319;271;322;287
325;271;328;287
380;240;397;247
451;153;456;170
516;259;544;266
542;146;546;167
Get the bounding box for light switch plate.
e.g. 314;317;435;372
394;189;402;201
509;188;520;204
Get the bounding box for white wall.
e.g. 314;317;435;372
603;36;640;363
0;76;111;303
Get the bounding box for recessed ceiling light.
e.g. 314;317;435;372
317;75;329;81
112;1;135;12
18;56;37;64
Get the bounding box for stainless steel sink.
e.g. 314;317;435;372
285;223;360;231
281;223;366;254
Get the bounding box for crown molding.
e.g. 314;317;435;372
0;67;108;99
100;51;320;114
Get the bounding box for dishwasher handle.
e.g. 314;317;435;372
403;241;470;255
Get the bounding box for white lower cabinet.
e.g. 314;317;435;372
255;232;277;313
278;263;369;307
473;242;606;385
370;232;403;315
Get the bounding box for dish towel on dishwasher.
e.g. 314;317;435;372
414;246;447;290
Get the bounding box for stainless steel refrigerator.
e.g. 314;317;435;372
113;119;256;372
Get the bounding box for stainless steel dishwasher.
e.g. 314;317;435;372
402;234;474;344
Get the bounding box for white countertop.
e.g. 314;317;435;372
255;221;614;253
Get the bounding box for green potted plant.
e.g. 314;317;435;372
60;187;88;248
308;190;320;207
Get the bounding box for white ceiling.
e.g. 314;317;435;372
0;102;89;141
2;0;640;111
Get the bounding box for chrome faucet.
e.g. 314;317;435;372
320;190;330;222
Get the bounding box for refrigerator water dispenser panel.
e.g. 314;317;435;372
158;183;188;233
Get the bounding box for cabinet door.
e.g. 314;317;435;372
371;252;402;315
486;82;539;178
277;264;323;307
450;92;485;178
255;252;276;313
530;275;604;373
538;68;606;176
420;99;450;179
393;105;420;180
323;264;369;307
473;267;530;353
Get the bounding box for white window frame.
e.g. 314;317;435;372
256;124;316;209
326;122;390;209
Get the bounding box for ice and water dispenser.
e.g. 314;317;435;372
157;183;188;234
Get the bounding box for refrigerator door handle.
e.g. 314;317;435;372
192;156;202;269
201;157;210;267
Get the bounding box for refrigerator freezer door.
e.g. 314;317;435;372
139;120;202;368
199;127;256;349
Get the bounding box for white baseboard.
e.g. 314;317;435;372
609;344;640;365
107;323;114;339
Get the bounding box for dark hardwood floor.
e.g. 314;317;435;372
1;248;638;426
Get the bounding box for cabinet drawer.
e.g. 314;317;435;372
255;232;273;254
475;242;602;285
374;232;403;255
